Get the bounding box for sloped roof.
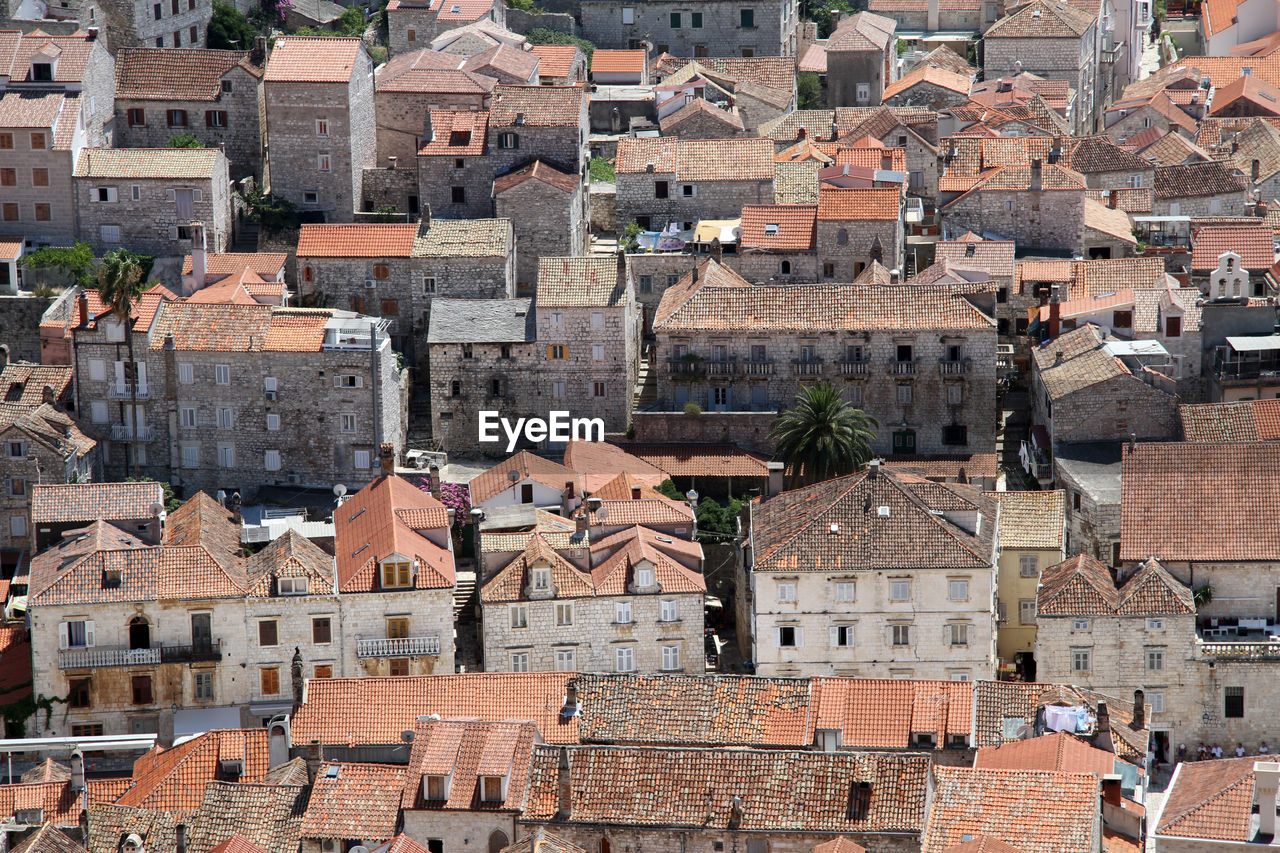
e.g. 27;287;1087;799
494;159;578;194
1191;223;1273;270
1153;161;1248;199
74;148;223;179
536;256;626;307
297;224;419;257
1031;324;1133;399
618;443;771;478
9;825;86;853
740;204;817;251
301;763;407;840
0;30;98;83
528;44;582;79
1180;398;1280;441
986;0;1093;38
334;474;454;592
883;63;972;101
989;490;1064;550
116;48;260;100
615;136;774;180
118;730;270;814
400;719;537;810
0;362;71;405
489;84;584;126
469;450;579;505
1156;755;1257;841
812;677;972;748
265;36;364;83
31;481;163;524
974;730;1122;776
185;781;308;853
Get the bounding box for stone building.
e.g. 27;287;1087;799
579;0;801;57
73;147;232;256
881;63;973;110
739;463;998;682
263;37;375;222
387;0;506;57
86;0;213;49
29;480;164;552
296;218;516;361
988;490;1065;674
480;525;705;673
113;48;264;180
494;160;586;292
1152;161;1250;217
825;12;896;107
941;160;1088;254
0;30;116;246
652;259;997;457
529;45;586;86
486;84;589;179
614;136;775;230
414;109;495;219
69;290;405;497
374;49;497;166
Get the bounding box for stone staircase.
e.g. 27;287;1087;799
233;220;260;253
633;357;657;409
454;568;476;619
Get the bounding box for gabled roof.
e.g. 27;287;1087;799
989;490;1064;550
335;474;454;592
494;159;578;194
1209;72;1280;116
1037;553;1194;616
183;252;288;284
74;148;223;179
739;204;817;251
246;529;336;596
417;109;489;156
185;779;308;853
147;304;331;352
264;36;364;83
1180;398;1280;441
659;97;745;133
301;763;407;841
562;440;666;483
9;824;86;853
812;840;865;853
0;402;95;458
618;443;771;478
31;481;163;525
986;0;1094;38
828;11;896;52
501;831;583;853
536;256;626;307
934;240;1016;279
400;719;537;810
974;730;1122;776
462;43;539;81
0;30;98;83
290;673;579;746
1156;755;1257;841
469;450;578;505
480;532;594;603
1066;135;1151;173
817;186;901;220
119;730;270;814
1153;161;1248;199
591;49;645;76
971;681;1148;760
116;48;260;100
427;297;535;344
882;63;972;101
489;83;584;126
615;136;774;181
812;677;972;748
297;223;419;257
1032;324;1137;399
0;363;71;406
528;45;582;79
1191;223;1273;270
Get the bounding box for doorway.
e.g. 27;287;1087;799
128;616;150;650
192;612;212;653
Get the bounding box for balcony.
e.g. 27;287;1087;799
60;645;161;670
939;359;971;376
357;635;440;658
838;359;870;376
667;359;705;377
792;358;824;376
106;383;152;400
111;423;156;442
743;359;776;376
705;359;737;376
889;360;918;376
161;642;222;663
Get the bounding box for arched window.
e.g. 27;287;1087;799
128;616;150;650
303;266;313;283
837;228;848;245
780;260;792;275
599;839;611;853
488;832;509;853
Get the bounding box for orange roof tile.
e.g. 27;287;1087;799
1156;756;1257;841
301;763;407;841
0;362;72;405
812;677;972;747
740;204;818;250
816;186;901;220
31;481;163;524
974;730;1122;775
591;49;645;76
528;44;581;79
401;720;537;810
116;48;260;100
469;450;579;505
264;37;364;83
617;443;771;478
1191;223;1274;270
118;730;270;814
1180;398;1280;441
493;159;577;194
297;224;419;257
335;474;454;592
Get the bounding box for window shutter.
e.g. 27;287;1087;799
114;360;125;391
136;361;148;392
193;188;202;202
58;623;68;650
829;627;838;648
546;345;554;359
794;627;803;647
205;111;214;127
85;621;95;647
169;226;179;239
166;189;176;202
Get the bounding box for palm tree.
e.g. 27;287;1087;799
769;382;879;487
97;249;147;479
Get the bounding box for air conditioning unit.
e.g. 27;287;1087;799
364;278;377;288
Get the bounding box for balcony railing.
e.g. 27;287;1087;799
111;423;157;442
60;645;162;670
161;642;222;663
838;359;870;376
743;359;776;376
889;360;918;375
939;359;970;376
667;359;705;376
705;359;736;376
106;384;152;400
1196;638;1280;661
792;358;824;376
357;635;440;658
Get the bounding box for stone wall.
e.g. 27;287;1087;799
429;340;545;453
403;810;519;853
631;408;777;453
416;155;496;219
615;172;774;230
1055;458;1120;562
943;187;1085;254
884;80;971;111
505;7;575;34
1035;373;1179;444
1151;190;1249;217
0;294;55;364
0;144;76;245
537;298;639;435
376;90;488;165
95;0;212;51
486;123;585;180
826;47;885;107
580;0;799;56
589;183;617;233
361;166;419;213
983;30;1094;132
495;180;585;291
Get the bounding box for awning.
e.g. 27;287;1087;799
174;706;242;738
1104;339;1168;357
1227;335;1280;351
692;220;741;244
248;701;294;717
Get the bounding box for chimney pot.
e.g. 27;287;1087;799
868;458;882;477
379;443;395;475
555;746;572;818
766;460;785;496
77;292;88;327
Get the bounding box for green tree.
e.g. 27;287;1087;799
797;72;822;109
807;0;852;38
22;242;96;287
97;249;149;480
620;220;642;252
524;28;596;63
167;132;205;148
207;1;259;49
335;4;367;33
372;205;401;222
769;382;878;486
237;182;298;233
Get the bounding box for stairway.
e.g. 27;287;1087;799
233;221;260;253
633;357;657;410
453;569;476;619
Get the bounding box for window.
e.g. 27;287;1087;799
615;601;632;624
317;152;331;172
555;603;573;626
622;5;633;21
777;582;797;602
1019;599;1036;625
636;567;654;587
259;620;278;646
313;617;332;644
550;311;563;329
450;380;462;398
548;345;567;360
947;384;963;405
616;646;635;672
267;414;281;431
1165;316;1181;338
1146;648;1164;671
214;364;230;385
181;445;199;468
69;678;91;708
0;133;10;149
194;671;214;700
481;776;504;802
592;381;606;398
948;579;969;601
660;599;678;622
1225;686;1245;718
387;617;409;639
381;299;399;316
216;407;233;429
217;444;235;468
1112;310;1133;329
670;10;681;26
654;180;669;199
897;384;912;405
739;7;754;26
451;186;466;204
856;82;870;102
167;109;188;127
1019;555;1038;577
1;203;16;221
948;623;968;646
552;381;566;398
1071;648;1091;672
777;625;800;647
72;723;103;737
835;581;855;602
661;645;680;670
264;449;281;471
1072;618;1090;630
260;667;280;696
0;169;12;186
1148;618;1163;630
34;204;50;221
334;374;363;388
339;413;357;434
498;132;519;149
831;625;854;647
510;605;528;629
389;658;410;676
942;424;967;446
314;118;330;137
891;624;910;646
99;224;121;244
592;344;605;361
555;648;576;669
382;561;412;588
304;191;318;204
278;577;307;595
206;110;227;128
8;478;25;498
681;184;696;198
181;407;197;428
131;675;153;705
30;132;45;149
890;580;910;601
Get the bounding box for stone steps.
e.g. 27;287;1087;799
454;570;477;618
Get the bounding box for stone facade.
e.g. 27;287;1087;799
73;149;232;256
614;138;776;230
983;7;1097;133
515;820;919;853
416;150;496;219
89;0;213;51
375;89;490;166
387;0;505;57
263;38;376;222
0;407;98;555
943;184;1086;254
580;0;800;56
428;335;543;453
1032;359;1180;445
494;166;586;292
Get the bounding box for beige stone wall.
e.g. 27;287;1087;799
403;809;520;853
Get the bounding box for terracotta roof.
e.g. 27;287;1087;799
0;402;95;457
118;730;270;814
335;474;454;592
204;837;270;853
297;223;419;257
469;450;578;505
291;673;579;746
1040;551;1197;616
116;48;259;100
617;443;771;478
1032;324;1139;400
740;204;817;251
922;767;1099;853
974;730;1123;776
1203;0;1241;36
528;44;581;79
883;64;972;101
972;682;1149;761
462;43;539;81
524;746;928;833
655;56;798;94
989;490;1064;550
1191;223;1273;270
73;148;223;179
562;440;666;483
1085;187;1154;213
185;779;308;853
489;84;584;126
986;0;1093;38
615;137;774;181
9;825;86;853
0;362;71;405
751;470;994;574
1210;73;1280;117
812;839;865;853
659;98;744;133
536;256;626;307
31;481;164;524
494;159;578;194
934;241;1016;279
86;804;178;853
1156;755;1257;841
414;218;510;257
815;186;901;220
400;719;536;810
1083;198;1136;244
1066;136;1150;174
812;677;972;748
0;31;97;83
147;303;330;352
1154;161;1248;199
182;253;288;282
828;11;896;51
880;453;999;479
1180;398;1280;441
591;49;645;76
264;36;364;83
502;831;582;853
301;763;407;841
21;759;71;784
941;841;1026;853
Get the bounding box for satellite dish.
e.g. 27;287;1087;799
507;469;521;483
333;483;347;497
595;507;609;519
351;846;368;853
400;730;415;743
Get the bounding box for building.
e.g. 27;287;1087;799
386;0;506;57
1153;758;1280;850
579;0;801;57
824;12;896;107
740;463;998;681
494;161;586;292
85;0;214;50
486;84;589;180
373;49;497;166
1152;162;1249;217
263;37;375;222
989;490;1065;674
941;160;1088;254
29;480;164;552
614;137;775;229
113;48;264;180
73;148;232;256
480;524;705;673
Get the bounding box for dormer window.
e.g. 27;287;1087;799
425;774;450;800
382;561;412;589
16;808;44;825
480;775;506;802
32;62;53;81
636;566;653;587
532;567;551;591
103;568;122;588
278;577;308;595
910;732;936;748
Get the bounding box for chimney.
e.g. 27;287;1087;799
1256;761;1280;837
574;511;588;538
927;0;939;32
555;747;572;819
428;464;442;499
1132;689;1145;730
797;126;807;140
890;268;900;284
1030;157;1043;192
1096;701;1111;739
617;246;627;290
868;458;882;477
1049;136;1063;164
70;750;85;792
1048;298;1061;339
767;460;785;497
1108;190;1118;209
175;825;187;853
630;485;642;500
86;26;98;39
880;151;893;171
379;443;395;475
562;681;578;715
998;77;1011;93
291;647;304;705
1054;350;1064;364
1101;774;1123;807
831;120;839;141
829;9;839;31
729;796;745;830
305;740;325;783
186;222;206;297
388;155;398;169
253;35;268;65
230;491;242;525
77;292;88;327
